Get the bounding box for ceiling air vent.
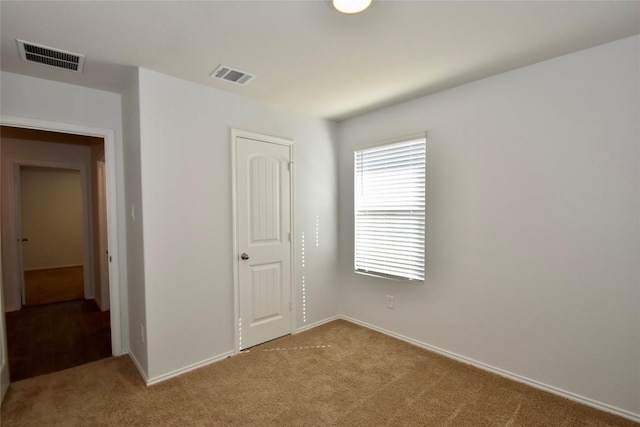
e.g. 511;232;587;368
210;65;255;85
16;39;85;73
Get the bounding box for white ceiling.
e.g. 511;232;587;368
1;1;639;121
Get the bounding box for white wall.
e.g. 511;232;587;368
338;35;640;417
135;69;339;380
3;35;634;420
0;71;129;349
20;167;84;270
121;69;147;373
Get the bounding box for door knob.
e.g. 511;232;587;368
240;253;250;260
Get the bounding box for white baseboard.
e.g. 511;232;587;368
295;315;340;334
146;351;234;386
94;295;110;312
340;315;639;424
121;315;639;422
116;345;130;357
139;316;340;386
124;351;148;385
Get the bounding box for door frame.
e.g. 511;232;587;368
12;161;93;304
231;129;295;354
96;160;110;311
0;115;123;356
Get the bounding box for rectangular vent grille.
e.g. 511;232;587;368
16;39;85;73
210;65;255;85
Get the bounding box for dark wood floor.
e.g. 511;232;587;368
5;299;111;381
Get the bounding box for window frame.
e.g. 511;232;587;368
353;132;426;283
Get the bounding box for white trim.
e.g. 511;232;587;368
340;316;640;423
125;313;637;422
124;351;148;385
0;364;6;403
139;315;339;386
0;115;123;356
230;129;295;354
232;129;294;147
353;131;427;151
146;351;234;386
231;129;240;354
295;315;340;334
289;144;296;338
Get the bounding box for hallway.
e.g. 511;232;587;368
5;299;111;381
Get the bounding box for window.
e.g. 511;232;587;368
354;136;425;281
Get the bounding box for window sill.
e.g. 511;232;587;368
355;270;424;284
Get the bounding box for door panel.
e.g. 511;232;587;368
237;136;292;350
251;263;282;323
250;156;281;243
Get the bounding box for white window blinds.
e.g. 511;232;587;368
354;137;425;281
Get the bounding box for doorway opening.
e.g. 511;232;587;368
1;126;112;381
20;166;84;306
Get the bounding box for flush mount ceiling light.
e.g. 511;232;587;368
333;0;372;14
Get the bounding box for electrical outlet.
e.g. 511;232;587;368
140;323;145;343
386;295;394;309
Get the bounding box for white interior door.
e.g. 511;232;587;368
236;134;292;350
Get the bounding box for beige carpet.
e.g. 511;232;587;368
1;320;636;426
